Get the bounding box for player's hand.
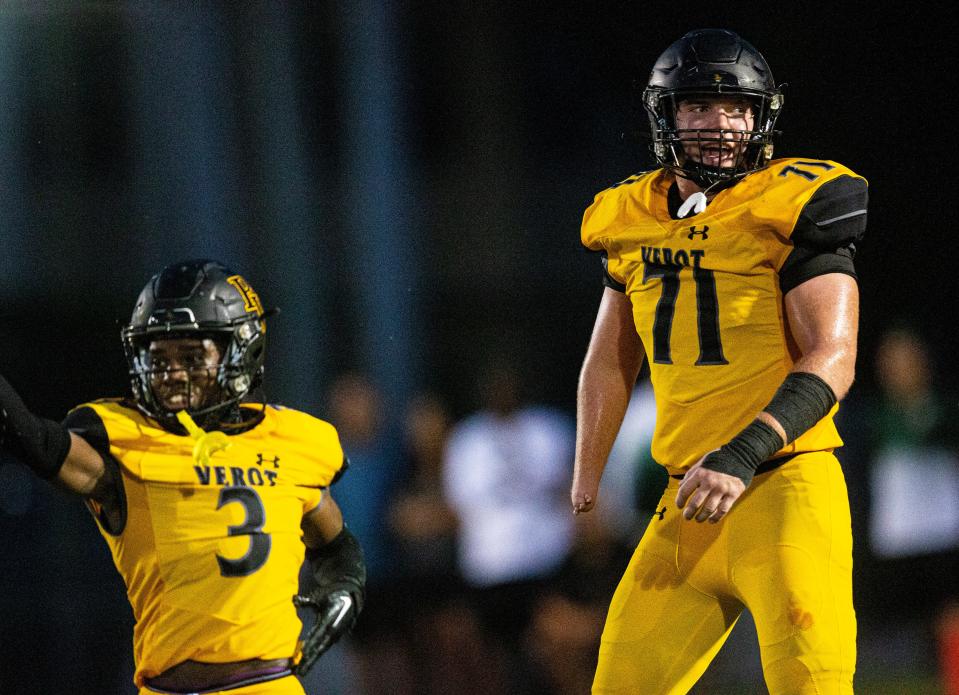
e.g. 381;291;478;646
293;587;362;676
675;454;746;523
571;475;599;515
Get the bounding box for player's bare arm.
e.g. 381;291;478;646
0;373;125;523
782;272;858;400
55;432;117;498
572;287;646;514
301;489;346;548
677;272;858;523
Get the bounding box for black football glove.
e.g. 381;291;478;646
293;525;366;676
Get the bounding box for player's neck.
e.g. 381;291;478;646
675;175;706;201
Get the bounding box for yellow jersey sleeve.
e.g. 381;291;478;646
581;172;659;289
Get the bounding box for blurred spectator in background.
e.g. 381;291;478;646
839;325;959;686
442;360;575;693
527;504;632;695
868;327;959;567
323;372;406;692
595;376;667;544
390;392;458;591
387;391;498;695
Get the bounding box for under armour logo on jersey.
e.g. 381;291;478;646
654;506;667;521
256;453;280;468
687;225;709;240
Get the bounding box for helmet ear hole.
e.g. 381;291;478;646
236;328;266;393
230;373;252;396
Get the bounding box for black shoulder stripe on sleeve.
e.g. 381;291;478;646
780;246;857;295
62;406;111;459
63;406;127;536
602;254;626;293
793;175;868;250
330;454;350;486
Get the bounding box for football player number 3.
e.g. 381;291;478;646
643;264;728;365
216;487;271;577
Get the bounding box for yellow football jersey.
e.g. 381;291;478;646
69;400;346;687
582;158;867;474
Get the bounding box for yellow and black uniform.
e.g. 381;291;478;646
582;158;866;693
63;400;347;693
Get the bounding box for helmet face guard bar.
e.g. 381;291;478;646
644;87;783;188
122;327;255;428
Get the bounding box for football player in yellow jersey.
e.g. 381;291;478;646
0;259;366;694
572;30;866;693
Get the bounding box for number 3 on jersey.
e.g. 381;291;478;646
642;263;728;366
216;487;271;577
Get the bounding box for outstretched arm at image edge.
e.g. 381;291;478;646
0;373;113;499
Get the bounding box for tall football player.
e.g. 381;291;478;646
572;29;864;693
1;260;365;695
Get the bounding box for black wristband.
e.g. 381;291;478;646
0;374;71;479
763;372;837;444
701;419;783;487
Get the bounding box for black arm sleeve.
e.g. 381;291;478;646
780;175;868;295
306;525;366;604
0;373;71;478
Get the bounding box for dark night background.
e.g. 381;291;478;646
1;2;957;693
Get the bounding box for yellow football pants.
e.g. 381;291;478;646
593;451;856;694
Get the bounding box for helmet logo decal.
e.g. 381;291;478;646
227;275;264;316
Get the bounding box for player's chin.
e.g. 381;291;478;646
698;153;738;168
156;392;190;411
683;147;740;168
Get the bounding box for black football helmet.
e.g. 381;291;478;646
643;29;783;188
121;259;267;429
